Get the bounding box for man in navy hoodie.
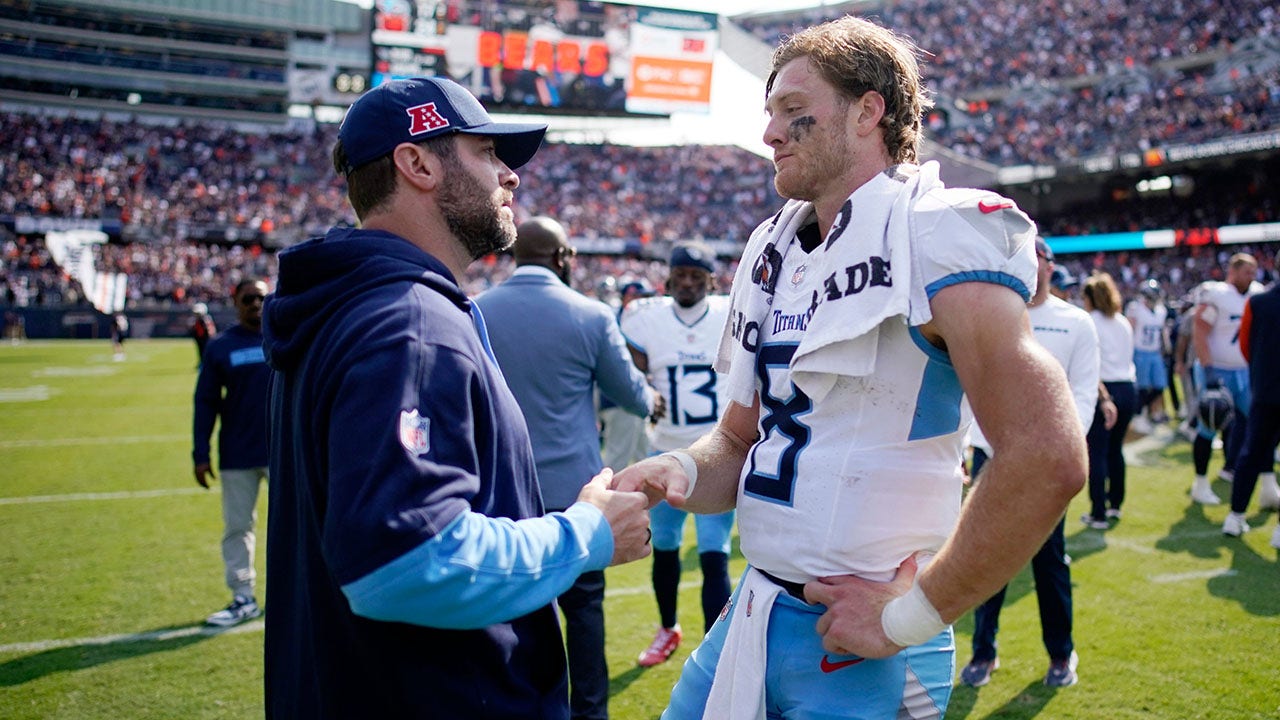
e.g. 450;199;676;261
261;77;653;719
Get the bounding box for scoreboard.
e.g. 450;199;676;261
369;0;718;117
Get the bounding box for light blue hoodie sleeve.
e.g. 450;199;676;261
340;502;613;629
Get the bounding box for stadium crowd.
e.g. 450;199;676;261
739;0;1280;165
740;0;1277;93
934;66;1280;166
5;223;1275;317
2;2;1278;311
0;110;778;248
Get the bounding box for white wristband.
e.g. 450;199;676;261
880;580;946;647
661;450;698;499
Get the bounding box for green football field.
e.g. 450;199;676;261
1;339;1276;719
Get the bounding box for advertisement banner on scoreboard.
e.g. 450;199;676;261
625;6;717;115
370;1;718;117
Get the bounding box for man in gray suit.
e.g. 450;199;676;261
476;216;661;720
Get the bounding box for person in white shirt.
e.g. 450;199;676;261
1081;272;1137;526
599;279;658;473
960;237;1096;688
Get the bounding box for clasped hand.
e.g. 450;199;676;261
576;468;652;565
610;454;691;510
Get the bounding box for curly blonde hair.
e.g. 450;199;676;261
767;16;933;164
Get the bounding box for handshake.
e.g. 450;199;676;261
575;453;695;566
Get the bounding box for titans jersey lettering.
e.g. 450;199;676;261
820;256;892;302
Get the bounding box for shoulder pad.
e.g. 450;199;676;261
916;188;1037;245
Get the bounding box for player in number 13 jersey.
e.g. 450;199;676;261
621;241;735;668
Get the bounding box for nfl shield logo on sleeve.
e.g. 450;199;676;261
399;409;431;456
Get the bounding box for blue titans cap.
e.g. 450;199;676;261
670;241;716;274
337;76;547;175
1050;267;1078;291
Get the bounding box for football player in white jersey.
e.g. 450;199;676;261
1191;253;1263;507
1126;279;1169;431
613;16;1085;720
622;242;735;668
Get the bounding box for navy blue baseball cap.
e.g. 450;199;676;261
337;76;547;175
1034;236;1054;262
670;241;717;274
1050;266;1078;291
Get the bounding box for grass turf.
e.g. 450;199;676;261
1;339;1276;718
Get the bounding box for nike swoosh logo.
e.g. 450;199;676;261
820;655;866;673
978;200;1013;214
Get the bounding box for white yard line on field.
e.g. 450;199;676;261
1149;568;1238;583
0;434;186;449
0;620;264;655
0;487;208;505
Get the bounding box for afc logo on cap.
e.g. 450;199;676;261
406;102;450;136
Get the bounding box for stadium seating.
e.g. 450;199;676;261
735;0;1280;165
4;0;1279;316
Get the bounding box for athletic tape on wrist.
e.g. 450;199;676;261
881;580;946;647
662;451;698;499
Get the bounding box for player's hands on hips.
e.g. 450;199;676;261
194;463;215;489
577;468;652;565
610;454;690;509
804;553;921;659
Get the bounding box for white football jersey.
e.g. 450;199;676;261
1198;280;1264;369
1126;300;1167;353
730;195;1037;585
622;296;730;450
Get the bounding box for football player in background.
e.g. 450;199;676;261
1191;252;1263;508
622;241;734;668
599;279;658;473
1126;278;1169;432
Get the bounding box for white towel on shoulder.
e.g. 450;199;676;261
716;198;813;406
702;567;783;720
717;162;945;404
